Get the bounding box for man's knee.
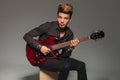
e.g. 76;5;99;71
82;62;86;67
78;61;86;70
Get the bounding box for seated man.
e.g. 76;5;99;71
23;3;87;80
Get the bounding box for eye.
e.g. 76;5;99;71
64;17;69;20
58;15;62;19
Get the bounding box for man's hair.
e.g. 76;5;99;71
57;3;73;18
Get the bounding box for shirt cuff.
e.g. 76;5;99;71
67;47;74;52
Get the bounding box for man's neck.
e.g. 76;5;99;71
59;31;65;38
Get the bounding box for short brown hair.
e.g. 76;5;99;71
57;3;73;17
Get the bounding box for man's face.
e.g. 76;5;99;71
57;12;71;28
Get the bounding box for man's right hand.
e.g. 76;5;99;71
40;46;51;55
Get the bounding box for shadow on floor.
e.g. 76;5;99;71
21;73;39;80
92;77;110;80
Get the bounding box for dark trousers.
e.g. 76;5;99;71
39;57;87;80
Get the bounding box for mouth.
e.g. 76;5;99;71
59;23;65;27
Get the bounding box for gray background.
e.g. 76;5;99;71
0;0;120;80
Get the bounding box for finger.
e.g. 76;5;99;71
72;40;79;46
74;39;79;44
71;41;76;46
70;40;74;46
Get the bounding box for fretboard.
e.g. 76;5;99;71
51;36;90;50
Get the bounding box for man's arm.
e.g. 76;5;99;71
61;32;74;57
23;22;49;49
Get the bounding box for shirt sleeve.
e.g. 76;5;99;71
23;22;50;49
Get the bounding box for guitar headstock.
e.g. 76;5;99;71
90;30;105;40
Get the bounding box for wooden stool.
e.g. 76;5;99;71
39;70;58;80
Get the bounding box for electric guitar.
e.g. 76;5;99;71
26;30;105;66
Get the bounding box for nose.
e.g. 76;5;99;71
61;18;64;23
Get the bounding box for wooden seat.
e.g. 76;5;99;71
39;70;58;80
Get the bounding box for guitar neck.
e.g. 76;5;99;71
51;36;90;50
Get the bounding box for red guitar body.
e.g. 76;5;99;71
26;36;59;66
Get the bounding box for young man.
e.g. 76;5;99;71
23;3;87;80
